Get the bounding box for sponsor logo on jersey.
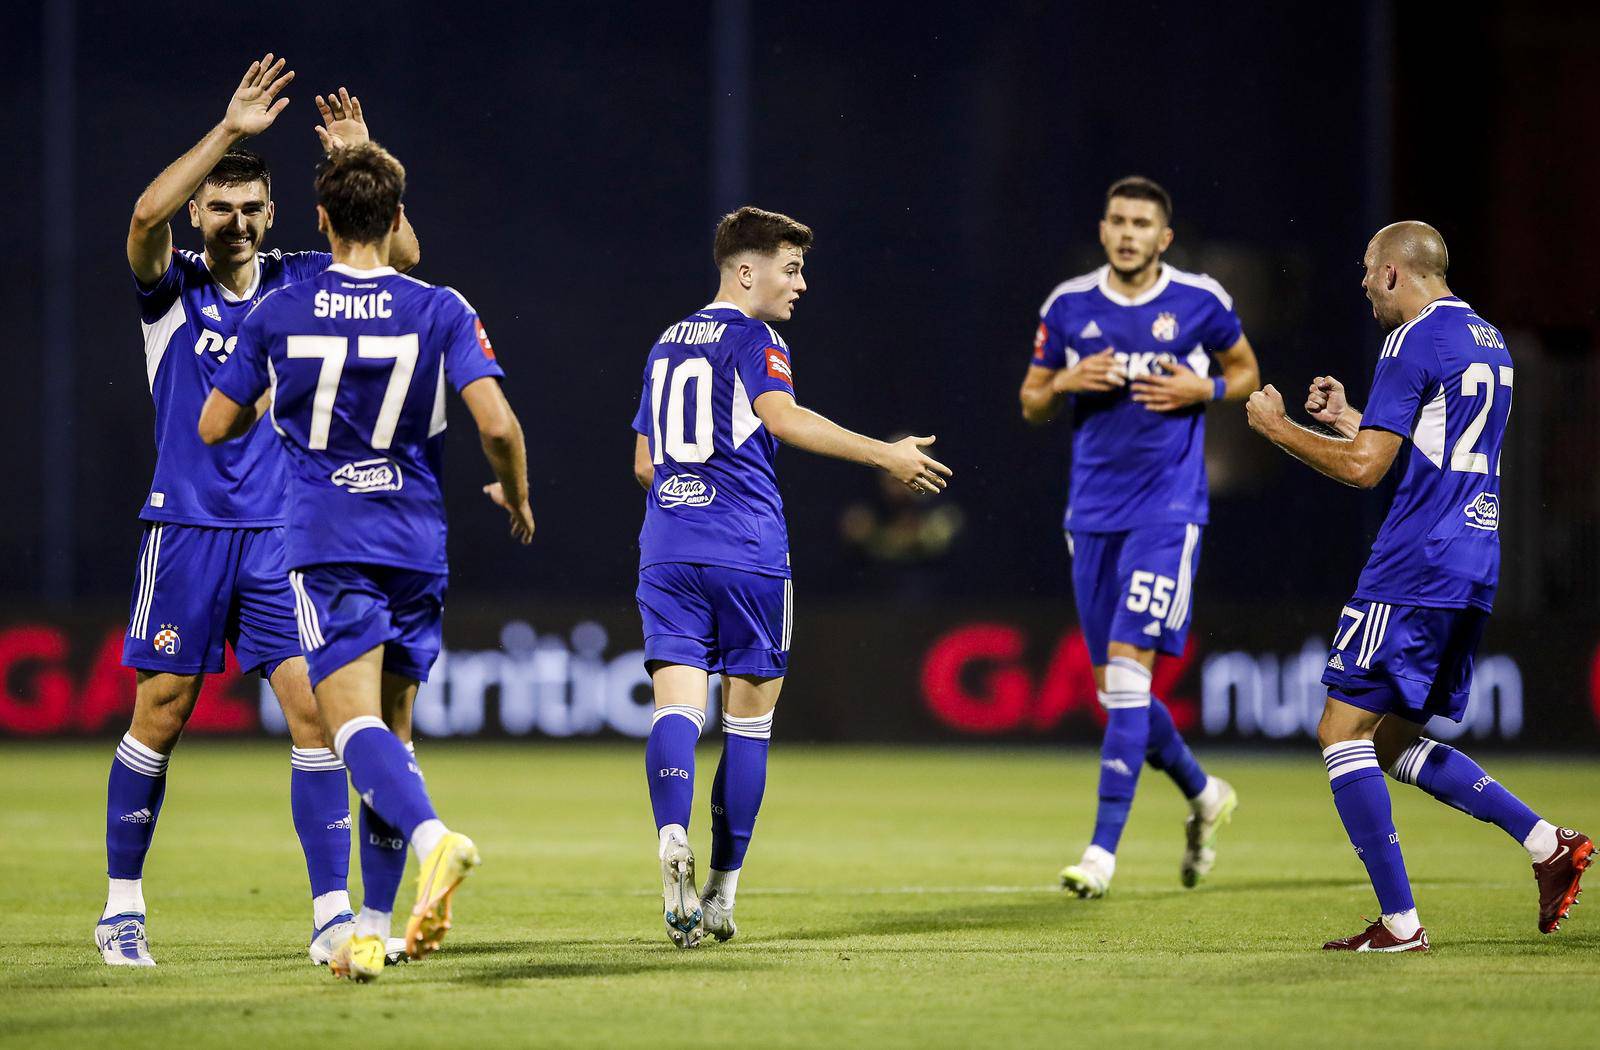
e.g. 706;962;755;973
1464;491;1499;532
1079;320;1102;339
1114;350;1179;379
331;458;405;494
658;473;715;509
1151;312;1179;342
1033;322;1050;361
475;318;495;359
152;624;181;656
201;303;222;322
766;347;793;385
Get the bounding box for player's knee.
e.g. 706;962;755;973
131;676;200;749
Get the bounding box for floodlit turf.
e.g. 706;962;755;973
3;742;1597;1048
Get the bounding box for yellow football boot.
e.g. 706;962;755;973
405;832;480;959
329;933;386;983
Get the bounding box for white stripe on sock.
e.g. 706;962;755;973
1323;740;1380;781
116;733;169;777
722;712;773;740
290;746;344;772
1389;738;1438;785
652;704;706;731
332;715;390;762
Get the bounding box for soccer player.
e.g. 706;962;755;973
632;206;952;947
1017;176;1260;898
1246;221;1591;951
100;54;421;967
201;141;531;982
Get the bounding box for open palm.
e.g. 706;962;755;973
223;54;294;137
314;87;370;153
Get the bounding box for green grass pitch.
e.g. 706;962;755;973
3;742;1596;1048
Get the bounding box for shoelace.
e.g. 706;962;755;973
106;920;146;952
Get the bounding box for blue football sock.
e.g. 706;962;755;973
289;747;351;900
359;800;408;916
1090;657;1153;855
1145;696;1208;799
1390;738;1541;844
1325;739;1414;915
646;705;703;832
333;717;437;839
106;733;169;881
710;711;773;872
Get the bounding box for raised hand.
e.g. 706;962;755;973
1051;348;1125;395
1246;384;1288;437
879;435;953;495
314;87;369;153
1305;375;1348;425
223;54;294;138
483;482;535;544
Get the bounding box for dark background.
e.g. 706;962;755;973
3;1;1597;620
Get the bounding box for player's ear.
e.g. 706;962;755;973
315;204;330;237
265;200;275;230
1158;226;1174;253
391;203;404;234
739;259;754;290
188;199;201;230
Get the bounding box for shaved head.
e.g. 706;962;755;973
1369;220;1449;279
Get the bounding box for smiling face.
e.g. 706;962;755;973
1099;196;1173;279
740;243;807;322
188;180;273;267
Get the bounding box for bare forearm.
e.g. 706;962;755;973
768;404;887;468
1219;358;1260;402
1330;406;1363;440
1263;418;1368;487
480;421;529;505
132;124;240;230
1019;384;1064;424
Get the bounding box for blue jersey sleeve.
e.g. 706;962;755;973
436;289;506;392
1203;298;1244;353
280;250;333;283
632;377;651;435
1032;301;1068;370
211;303;273;406
1361;327;1437;437
132;252;185;323
734;327;796;401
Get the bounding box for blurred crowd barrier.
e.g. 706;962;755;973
1;601;1590;749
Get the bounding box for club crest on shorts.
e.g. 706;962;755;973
152;624;182;656
1463;491;1499;532
658;473;715;509
1151;311;1179;342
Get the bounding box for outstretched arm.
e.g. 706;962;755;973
128;54;295;285
754;391;952;494
1245;384;1401;489
313;88;420;272
462;377;534;543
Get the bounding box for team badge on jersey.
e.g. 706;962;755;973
1151;312;1179;342
765;348;793;386
152;623;182;656
658;473;716;509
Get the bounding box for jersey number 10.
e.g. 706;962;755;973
648;357;713;465
285;334;419;450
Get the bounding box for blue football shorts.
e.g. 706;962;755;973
1068;523;1203;666
288;563;448;689
121;522;300;677
636;563;792;678
1321;597;1489;723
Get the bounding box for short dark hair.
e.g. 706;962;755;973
315;143;406;244
200;148;271;197
713;206;813;268
1105;175;1173;224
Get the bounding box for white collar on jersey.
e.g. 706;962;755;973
1096;262;1173;307
201;252;263;303
328;263;398;278
702;300;750;315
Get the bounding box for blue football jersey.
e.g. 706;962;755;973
212;263;505;574
1033;264;1243;532
136;248;331;526
1355;297;1511;610
632;302;794;578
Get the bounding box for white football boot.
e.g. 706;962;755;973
95;912;156;967
1181;777;1238;888
308;912;356;965
1059;845;1115;899
700;888;737;943
659;825;702;948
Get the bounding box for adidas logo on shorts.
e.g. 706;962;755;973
1327;653;1345;671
